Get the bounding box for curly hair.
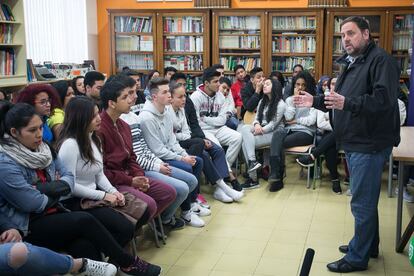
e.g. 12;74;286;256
16;83;62;110
257;79;283;124
290;71;316;96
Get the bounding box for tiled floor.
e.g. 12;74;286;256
136;157;414;276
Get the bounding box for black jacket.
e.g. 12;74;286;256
184;97;206;139
241;81;263;119
313;42;400;153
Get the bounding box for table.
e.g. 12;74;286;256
394;127;414;252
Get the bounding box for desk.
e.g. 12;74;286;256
394;127;414;252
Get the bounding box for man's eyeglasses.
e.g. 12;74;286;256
35;99;51;106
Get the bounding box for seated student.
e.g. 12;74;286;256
0;91;7;101
0;213;117;276
84;71;105;108
137;78;207;227
164;66;177;81
97;79;176;223
169;81;244;203
240;78;286;189
48;80;75;138
113;74;199;229
191;67;243;177
283;64;303;100
123;69;146;108
72;76;86;96
296;77;341;194
269;70;316;192
0;102;161;276
219;77;239;131
16;84;61;144
172;72;244;195
230;65;247;119
316;75;331;95
143;70;160;98
212;64;225;78
269;71;286;90
58;97;150;245
240;67;265;119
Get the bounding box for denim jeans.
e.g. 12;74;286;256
344;147;392;268
166;157;203;203
145;166;197;222
202;142;229;184
0;242;72;275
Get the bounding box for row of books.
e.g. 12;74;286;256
308;0;348;7
115;16;152;33
332;37;344;54
194;0;230;8
395;56;410;75
219;56;260;72
272;16;316;30
163;17;203;33
116;54;154;70
0;48;14;75
393;14;414;32
0;4;14;21
219;16;260;30
0;23;12;43
219;35;260;49
272;57;315;72
164;55;203;71
164;36;203;52
116;35;153;51
272;36;316;53
392;34;412;51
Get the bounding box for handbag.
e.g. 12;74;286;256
79;192;147;225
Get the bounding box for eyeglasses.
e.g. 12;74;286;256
35;99;51;106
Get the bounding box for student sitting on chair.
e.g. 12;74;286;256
240;67;265;119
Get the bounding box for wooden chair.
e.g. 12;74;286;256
243;111;256;125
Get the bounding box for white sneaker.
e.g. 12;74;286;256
346;189;352;196
191;202;211;217
213;186;233;203
79;258;117;276
181;210;205;227
219;184;244;202
403;188;414;203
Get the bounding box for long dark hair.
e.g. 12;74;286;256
291;71;316;96
257;79;283;124
72;76;85;95
56;97;101;165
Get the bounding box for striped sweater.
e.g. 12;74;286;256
120;112;163;172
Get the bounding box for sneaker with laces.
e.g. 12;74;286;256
78;258;117;276
296;155;314;167
181;210;205;227
230;179;243;192
248;160;262;173
213;186;233;203
346;188;352;196
240;178;260;190
332;180;342;194
190;202;211;216
196;194;210;209
120;257;161;276
163;217;185;230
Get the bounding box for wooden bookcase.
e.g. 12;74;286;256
268;10;324;81
323;8;387;77
109;10;157;74
0;0;27;88
385;9;413;80
212;10;267;76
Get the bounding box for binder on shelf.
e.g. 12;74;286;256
0;4;15;21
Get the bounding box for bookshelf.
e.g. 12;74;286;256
324;8;387;77
268;10;324;80
0;0;26;88
157;10;209;92
109;11;157;74
212;10;266;76
386;9;413;80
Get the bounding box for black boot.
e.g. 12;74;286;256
269;156;284;192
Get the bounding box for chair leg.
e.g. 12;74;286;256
131;236;138;257
156;215;167;245
148;219;161;248
306;163;311;189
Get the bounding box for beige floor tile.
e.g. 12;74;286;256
262;242;304;260
140;248;184;265
385;270;414;276
309;220;345;235
166;265;211;276
159;264;171;276
174;250;222;269
214;253;261;274
304;245;342;263
232;225;274;241
242;214;279;228
306;232;346;248
210;270;252;276
200;223;238;238
269;229;308;245
163;232;197;250
208;213;248;227
224;239;267;256
188;236;232;253
275;218;311;232
254;257;300;276
383;250;414;272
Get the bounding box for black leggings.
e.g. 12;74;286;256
313;131;339;180
25;211;135;267
179;138;205;156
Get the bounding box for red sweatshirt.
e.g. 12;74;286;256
231;79;244;107
97;110;144;187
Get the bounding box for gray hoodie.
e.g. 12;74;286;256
284;96;316;136
137;101;188;161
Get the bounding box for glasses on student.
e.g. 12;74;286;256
35;99;51;106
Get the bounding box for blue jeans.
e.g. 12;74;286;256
202;142;229;183
226;115;239;130
166;157;203;203
0;242;72;275
145;166;197;222
344;147;392;268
